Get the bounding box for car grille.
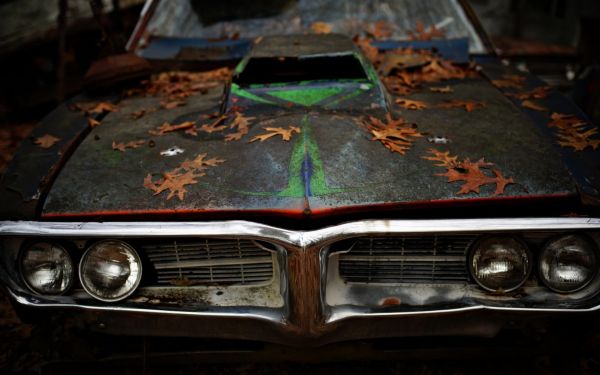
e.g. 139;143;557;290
141;239;275;286
338;235;477;284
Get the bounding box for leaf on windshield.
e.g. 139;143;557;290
395;98;427;110
249;126;301;143
33;134;60;148
365;113;423;155
438;100;486;112
424;148;515;196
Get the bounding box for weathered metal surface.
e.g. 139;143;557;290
41;65;576;218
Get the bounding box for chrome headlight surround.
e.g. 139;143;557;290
79;239;142;302
468;236;533;293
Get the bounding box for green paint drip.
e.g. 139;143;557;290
231;83;278;105
267;87;343;106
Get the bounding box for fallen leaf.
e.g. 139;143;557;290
310;21;332;34
249;126;301;143
506;86;551;101
429;86;453;93
200;114;228;133
149;121;196;136
161;100;186;110
69;101;119;115
364;113;423;155
408;21;445;41
378;50;430;76
87;118;101;127
112;140;145;152
395;98;427;110
423;149;515;196
548;112;599;151
491;74;526;89
369;20;393;39
353;36;380;64
131;108;157;120
224;112;255;142
33;134;60;148
521;100;547;112
438;100;486;112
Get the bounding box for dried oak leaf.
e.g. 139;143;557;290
382;76;414;95
33;134;60;148
199;114;228;133
149;121;196;136
365;113;423;155
549;113;600;151
112;140;145;152
521;100;547;112
353;36;380;64
310;21;332;34
224;112;255;142
249;126;301;143
423;149;514;196
506;86;551;101
395;98;427;110
491;74;526;89
438;100;486;112
408;21;446;41
429;86;453;93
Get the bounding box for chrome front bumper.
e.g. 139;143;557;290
2;218;600;345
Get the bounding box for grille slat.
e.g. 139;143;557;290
141;239;275;286
337;235;475;284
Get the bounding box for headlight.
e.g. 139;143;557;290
469;236;531;292
539;235;598;293
20;242;74;295
79;240;142;302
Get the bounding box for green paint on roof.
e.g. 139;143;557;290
267;86;343;106
231;83;278;105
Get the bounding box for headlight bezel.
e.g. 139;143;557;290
78;239;143;302
18;241;75;296
468;235;533;293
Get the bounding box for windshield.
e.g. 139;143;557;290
145;0;486;53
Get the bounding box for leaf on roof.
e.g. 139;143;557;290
144;152;225;201
424;148;515;196
224;112;255;142
438;100;486;112
364;113;423;155
33;134;60;148
149;121;196;136
395;98;427;110
548;113;600;151
429;86;453;93
112;140;145;152
521;100;547;112
249;126;301;143
408;21;445;41
491;74;526;89
310;21;332;34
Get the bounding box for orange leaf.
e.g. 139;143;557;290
491;74;526;89
506;86;551;101
224;112;255;142
149;121;196;136
548;113;599;151
112;140;145;152
521;100;547;112
310;21;332;34
87;118;101;127
33;134;60;148
395;98;427;110
199;114;228;134
249;126;301;143
365;113;422;155
429;86;453;93
438;100;486;112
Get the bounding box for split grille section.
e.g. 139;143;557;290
141;239;275;286
338;235;477;284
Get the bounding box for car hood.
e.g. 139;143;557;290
41;78;576;219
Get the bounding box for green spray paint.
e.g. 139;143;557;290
230;83;278;105
267;87;343;106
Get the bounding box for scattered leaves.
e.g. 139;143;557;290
491;74;526;89
395;98;427;110
310;21;332;34
424;148;515;196
112;140;145;152
369;20;393;39
408;21;446;41
249;126;301;143
548;113;600;151
144;153;225;201
521;100;547;112
33;134;60;148
149;121;196;136
438;100;486;112
224;112;255;142
353;36;381;64
429;86;453;93
199;114;228;134
364;113;423;155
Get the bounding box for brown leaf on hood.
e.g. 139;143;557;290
395;98;427;110
491;74;526;89
364;113;423;155
33;134;60;148
506;86;551;101
521;100;547;112
199;114;228;134
424;149;515;196
438;100;486;112
224;112;255;142
408;21;445;41
149;121;196;136
112;140;145;152
249;126;301;143
69;101;119;115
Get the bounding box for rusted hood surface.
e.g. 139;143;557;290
42;78;576;219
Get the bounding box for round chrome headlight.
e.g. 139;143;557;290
79;240;142;302
469;236;532;292
539;235;598;293
21;242;74;295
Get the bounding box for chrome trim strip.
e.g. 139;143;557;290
1;218;600;247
